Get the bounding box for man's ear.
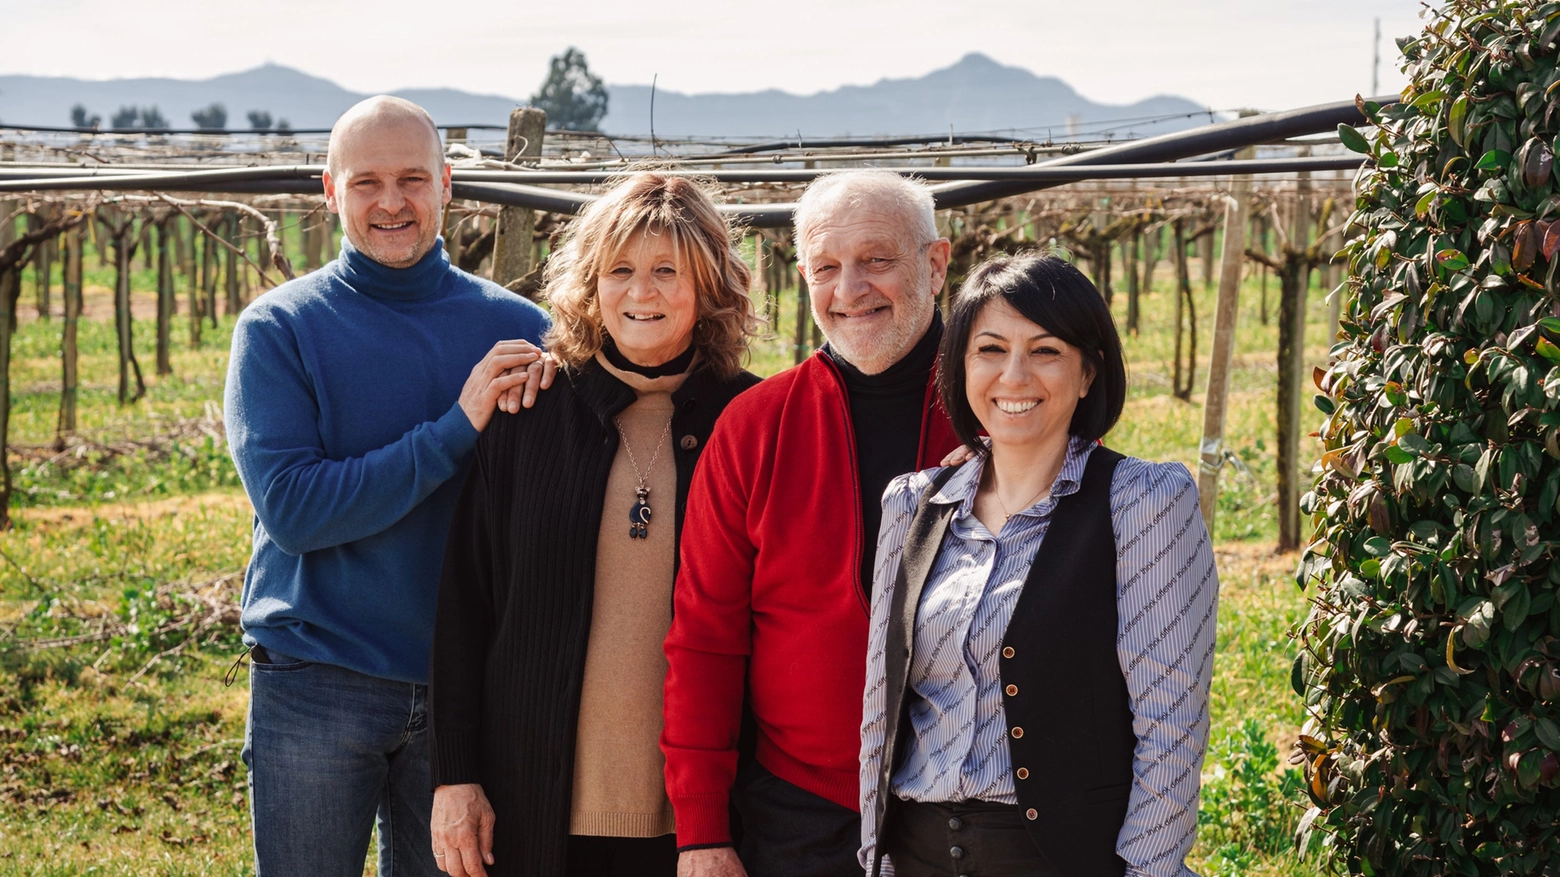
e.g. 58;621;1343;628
927;238;952;294
322;170;340;214
440;162;453;207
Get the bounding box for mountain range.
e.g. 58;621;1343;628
0;54;1211;139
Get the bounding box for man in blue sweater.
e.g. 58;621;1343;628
224;96;551;877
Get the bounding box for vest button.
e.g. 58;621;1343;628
1026;808;1038;820
947;817;962;831
680;435;699;450
1005;684;1018;696
1015;767;1030;779
949;846;964;859
1002;646;1015;659
1010;726;1024;739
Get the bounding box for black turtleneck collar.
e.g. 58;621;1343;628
602;337;697;378
335;236;451;302
825;310;944;393
825;309;944;604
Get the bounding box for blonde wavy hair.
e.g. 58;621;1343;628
543;173;759;379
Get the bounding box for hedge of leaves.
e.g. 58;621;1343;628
1296;2;1560;875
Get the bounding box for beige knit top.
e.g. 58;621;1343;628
568;352;688;837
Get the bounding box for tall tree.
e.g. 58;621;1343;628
247;109;273;131
530;47;609;132
140;105;168;128
70;104;100;129
110;106;140;131
191;103;228;130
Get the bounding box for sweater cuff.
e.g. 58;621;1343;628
428;729;483;789
430;402;481;462
670;792;733;847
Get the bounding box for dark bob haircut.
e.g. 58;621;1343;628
937;251;1127;452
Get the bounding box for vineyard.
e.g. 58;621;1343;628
0;105;1362;875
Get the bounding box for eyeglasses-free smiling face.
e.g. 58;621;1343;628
596;228;700;367
801;208;948;375
964;298;1095;451
323;111;450;269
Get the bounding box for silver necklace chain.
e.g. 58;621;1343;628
616;415;673;490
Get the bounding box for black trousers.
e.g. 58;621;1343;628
566;834;677;877
731;759;861;877
881;799;1061;877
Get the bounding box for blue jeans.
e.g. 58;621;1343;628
242;647;439;877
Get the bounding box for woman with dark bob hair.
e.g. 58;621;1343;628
858;251;1218;877
428;174;761;877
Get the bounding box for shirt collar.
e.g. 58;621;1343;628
930;436;1096;519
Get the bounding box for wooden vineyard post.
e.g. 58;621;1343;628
59;224;82;440
275;209;288;272
1092;234;1113;305
0;263;16;528
185;216;202;347
225;211;241;315
1171;219;1197;401
32;209;53;319
108;211;147;405
1278;167;1314;551
1256;215;1270;325
1141;222;1159;296
95;215;111;268
491;108;547;289
1245;170;1334;551
1196;118;1257;528
0;198;13;275
202;216;219;327
1124;227;1140;335
155;216;174;375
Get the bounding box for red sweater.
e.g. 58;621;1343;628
661;351;960;846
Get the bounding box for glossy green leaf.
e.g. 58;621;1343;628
1449;94;1469;146
1475;149;1512;171
1338;123;1372;154
1536;336;1560;363
1437;248;1470;271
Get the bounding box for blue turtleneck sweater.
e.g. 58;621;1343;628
224;239;550;684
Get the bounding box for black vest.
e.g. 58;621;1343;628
873;447;1133;877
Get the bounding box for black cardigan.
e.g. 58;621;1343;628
428;359;760;877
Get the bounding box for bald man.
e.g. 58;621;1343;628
224;96;551;877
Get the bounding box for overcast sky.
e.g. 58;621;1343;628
3;0;1422;112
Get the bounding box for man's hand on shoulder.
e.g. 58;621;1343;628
496;344;558;414
459;341;550;432
678;847;748;877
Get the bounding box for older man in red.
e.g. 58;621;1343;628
662;170;960;877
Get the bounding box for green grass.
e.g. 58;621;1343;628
0;243;1338;876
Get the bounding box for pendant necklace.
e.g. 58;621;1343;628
991;472;1049;526
616;415;673;540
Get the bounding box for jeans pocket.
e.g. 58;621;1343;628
251;646;311;671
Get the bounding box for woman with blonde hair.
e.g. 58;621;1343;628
428;174;761;877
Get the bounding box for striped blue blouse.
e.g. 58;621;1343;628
859;438;1219;877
